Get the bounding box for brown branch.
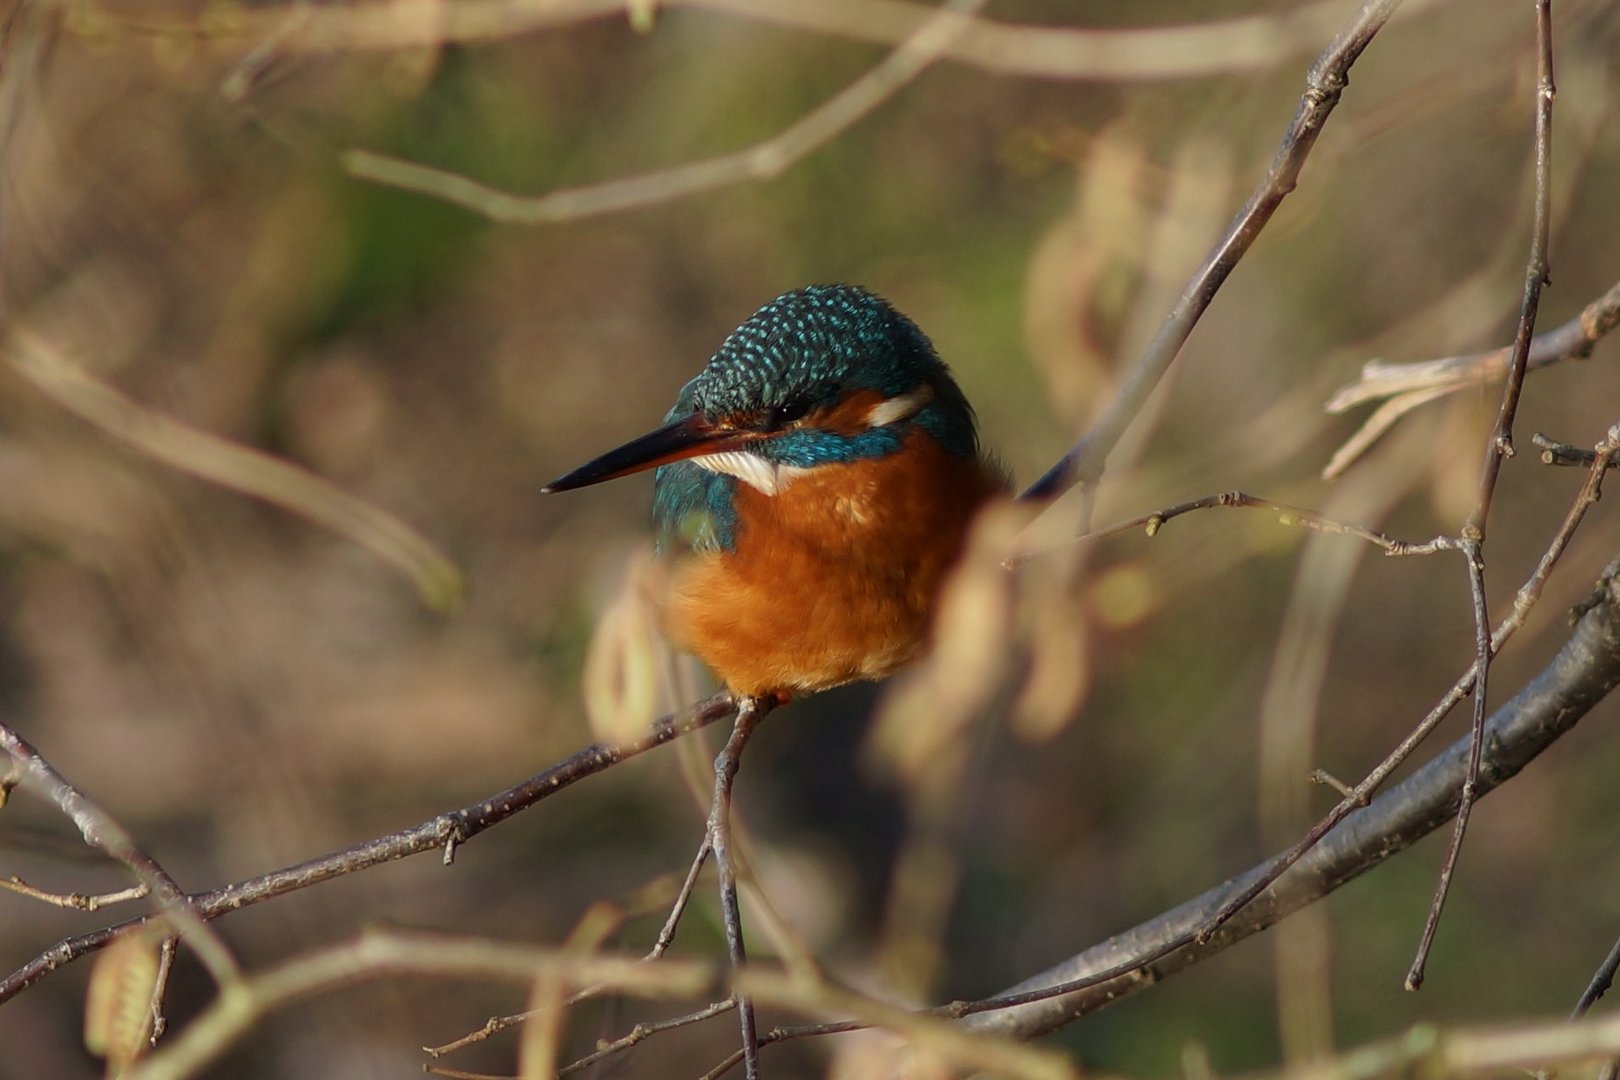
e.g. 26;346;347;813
1534;431;1620;468
122;931;723;1080
1196;422;1619;946
1324;277;1620;479
424;839;717;1060
0;876;150;912
1007;490;1461;568
739;429;1620;1051
707;697;772;1079
0;722;240;988
727;560;1620;1054
342;0;987;225
950;547;1620;1039
117;0;1422;81
1005;421;1618;975
558;1000;737;1076
1023;0;1405;505
1573;931;1620;1019
0;693;737;1007
1407;0;1556;989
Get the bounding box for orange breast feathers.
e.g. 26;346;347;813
663;429;1006;698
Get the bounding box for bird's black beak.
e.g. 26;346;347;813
542;413;757;493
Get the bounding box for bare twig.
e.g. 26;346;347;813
1535;431;1620;468
1007;490;1460;568
0;694;738;1006
1325;277;1620;478
1309;770;1356;798
708;696;773;1080
122;926;1072;1080
1198;422;1619;947
1406;0;1556;990
110;0;1436;81
148;936;178;1045
0;876;150;912
4;327;464;612
1244;1009;1620;1080
423;839;717;1058
953;552;1620;1038
121;930;722;1080
942;426;1620;1038
343;0;986;225
1023;0;1405;505
0;722;239;988
1572;930;1620;1019
558;999;737;1076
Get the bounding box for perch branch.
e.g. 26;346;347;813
954;550;1620;1037
0;694;737;1006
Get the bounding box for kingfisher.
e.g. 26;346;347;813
543;284;1006;700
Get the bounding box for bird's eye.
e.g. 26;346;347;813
770;397;811;428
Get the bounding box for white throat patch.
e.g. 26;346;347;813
692;451;808;497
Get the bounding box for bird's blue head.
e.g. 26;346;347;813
543;285;980;551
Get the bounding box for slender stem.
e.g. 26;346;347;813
709;697;770;1079
1407;0;1555;988
1572;931;1620;1020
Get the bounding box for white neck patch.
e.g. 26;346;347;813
864;383;933;428
692;451;808;497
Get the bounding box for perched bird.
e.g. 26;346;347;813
544;284;1006;699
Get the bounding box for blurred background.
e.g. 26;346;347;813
2;0;1619;1076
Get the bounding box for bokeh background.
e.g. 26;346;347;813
2;0;1620;1076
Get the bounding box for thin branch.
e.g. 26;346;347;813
951;553;1620;1039
0;722;240;988
422;838;717;1058
1243;1009;1620;1080
342;0;987;225
148;936;178;1045
4;326;463;612
1572;930;1620;1019
557;999;737;1076
708;697;772;1080
1197;421;1620;945
0;694;738;1006
123;927;1074;1080
1324;277;1620;478
1404;539;1488;990
1534;431;1620;468
0;876;150;912
1007;489;1460;568
994;428;1619;1009
1023;0;1405;505
1406;0;1555;989
121;930;722;1080
687;0;1443;81
114;0;1438;81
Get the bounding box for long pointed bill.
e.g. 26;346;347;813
541;413;757;493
